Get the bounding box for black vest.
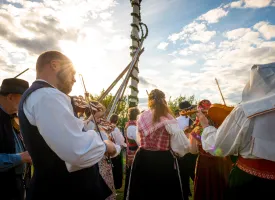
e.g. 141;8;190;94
18;81;111;200
0;107;18;199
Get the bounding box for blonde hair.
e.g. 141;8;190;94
148;89;172;123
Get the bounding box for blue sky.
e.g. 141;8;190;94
0;0;275;108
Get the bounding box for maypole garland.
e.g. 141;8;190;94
129;0;143;108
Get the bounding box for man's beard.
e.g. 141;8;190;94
57;81;72;94
56;74;73;95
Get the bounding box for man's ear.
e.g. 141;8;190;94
6;93;13;101
50;60;61;71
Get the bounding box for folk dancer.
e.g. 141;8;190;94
109;114;127;190
85;104;120;200
0;78;31;200
18;51;116;200
197;63;275;200
123;107;140;200
127;89;190;200
176;101;198;198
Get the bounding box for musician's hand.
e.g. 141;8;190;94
20;151;32;164
104;140;117;157
196;110;209;129
184;126;190;132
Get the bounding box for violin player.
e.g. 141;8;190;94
197;63;275;200
18;51;117;200
0;78;32;200
176;101;197;198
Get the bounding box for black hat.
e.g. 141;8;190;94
179;101;192;110
0;78;29;95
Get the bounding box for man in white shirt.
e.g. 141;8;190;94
18;51;116;200
176;101;192;131
197;63;275;200
176;101;197;198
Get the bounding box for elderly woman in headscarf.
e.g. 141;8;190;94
188;100;232;200
126;89;190;200
197;63;275;200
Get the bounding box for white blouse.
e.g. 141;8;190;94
201;105;275;161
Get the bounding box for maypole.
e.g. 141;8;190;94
129;0;142;108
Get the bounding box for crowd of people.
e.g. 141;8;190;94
0;50;275;200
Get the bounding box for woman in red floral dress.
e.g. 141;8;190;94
189;100;232;200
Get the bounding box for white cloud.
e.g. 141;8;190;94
157;42;169;50
230;1;243;8
168;22;216;43
168;33;181;43
243;0;272;8
179;49;193;56
198;8;228;24
99;12;112;20
179;42;216;56
190;30;216;43
253;21;275;40
229;0;273;9
105;35;130;50
225;28;251;40
259;41;275;48
171;58;196;66
189;42;216;52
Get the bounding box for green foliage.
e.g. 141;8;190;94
91;89;129;129
168;95;196;116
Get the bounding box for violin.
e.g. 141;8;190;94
207;104;234;128
71;95;104;114
181;104;234;129
180;109;207;116
97;118;116;134
71;96;116;134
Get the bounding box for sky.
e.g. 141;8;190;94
0;0;275;109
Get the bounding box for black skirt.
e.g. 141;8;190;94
127;148;186;200
225;166;275;200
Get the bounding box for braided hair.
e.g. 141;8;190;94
148;89;172;123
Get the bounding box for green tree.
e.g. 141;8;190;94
91;89;129;129
168;95;196;116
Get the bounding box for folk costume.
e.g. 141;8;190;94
201;63;275;200
110;127;126;190
86;120;120;200
0;78;29;200
123;120;139;200
190;100;232;200
19;80;112;200
127;110;190;200
177;101;198;197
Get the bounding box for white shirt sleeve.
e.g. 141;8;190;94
201;106;249;157
165;122;190;157
23;88;106;172
111;127;126;147
126;126;140;146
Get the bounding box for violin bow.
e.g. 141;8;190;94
79;74;104;141
14;68;29;78
215;78;227;106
